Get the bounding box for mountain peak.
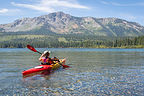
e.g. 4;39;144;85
0;12;144;37
40;11;71;19
50;11;67;16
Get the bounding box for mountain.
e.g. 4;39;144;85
0;12;144;37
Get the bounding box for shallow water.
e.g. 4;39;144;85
0;48;144;96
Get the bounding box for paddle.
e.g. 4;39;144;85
27;45;70;68
27;45;42;54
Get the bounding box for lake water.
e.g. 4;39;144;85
0;48;144;96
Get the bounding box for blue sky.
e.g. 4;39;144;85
0;0;144;25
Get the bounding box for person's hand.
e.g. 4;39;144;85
41;53;45;56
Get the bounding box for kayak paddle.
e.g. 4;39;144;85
27;45;42;54
27;45;70;68
60;63;69;68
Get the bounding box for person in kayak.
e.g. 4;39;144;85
39;50;54;65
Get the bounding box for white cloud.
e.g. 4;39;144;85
0;8;21;16
0;9;8;13
101;1;144;7
11;2;54;13
11;0;90;13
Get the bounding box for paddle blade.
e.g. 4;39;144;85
27;45;37;52
62;64;70;68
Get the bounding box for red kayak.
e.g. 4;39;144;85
22;59;66;77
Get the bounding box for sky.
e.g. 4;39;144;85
0;0;144;26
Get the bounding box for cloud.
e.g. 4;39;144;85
0;8;21;15
11;2;54;13
0;9;8;13
11;0;90;13
101;1;144;7
100;1;109;5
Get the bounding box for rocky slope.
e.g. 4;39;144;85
0;12;144;37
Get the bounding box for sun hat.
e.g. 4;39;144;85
43;50;51;54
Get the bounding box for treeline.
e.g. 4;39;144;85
112;36;144;48
0;34;144;48
0;39;108;48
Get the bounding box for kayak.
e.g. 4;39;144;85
22;59;66;76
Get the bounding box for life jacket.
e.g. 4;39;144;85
41;57;53;65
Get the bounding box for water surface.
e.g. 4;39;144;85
0;48;144;95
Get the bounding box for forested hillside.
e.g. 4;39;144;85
0;32;144;48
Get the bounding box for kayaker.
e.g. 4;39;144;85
39;50;54;65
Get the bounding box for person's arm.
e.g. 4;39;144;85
52;57;60;63
39;54;45;61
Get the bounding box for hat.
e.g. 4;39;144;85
43;50;50;54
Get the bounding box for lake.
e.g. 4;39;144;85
0;48;144;96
